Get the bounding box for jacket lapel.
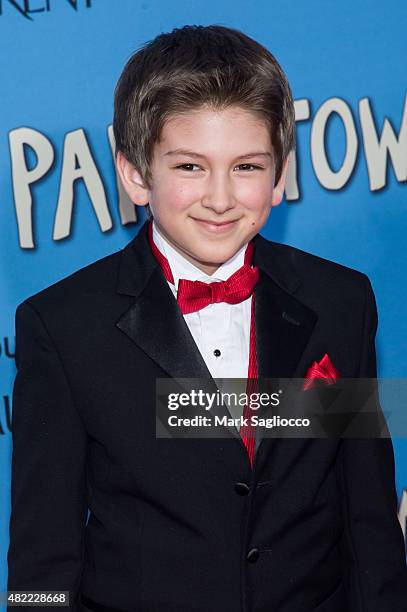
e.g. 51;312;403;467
251;237;318;471
253;239;318;381
115;221;236;441
115;220;318;473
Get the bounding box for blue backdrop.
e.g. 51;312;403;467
1;0;406;599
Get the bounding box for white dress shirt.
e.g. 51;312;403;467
152;220;252;382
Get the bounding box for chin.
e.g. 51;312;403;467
194;253;225;265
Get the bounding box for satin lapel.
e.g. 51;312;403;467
251;234;319;472
255;270;318;380
117;265;212;380
115;221;210;380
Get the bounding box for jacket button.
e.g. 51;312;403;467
234;482;250;496
247;548;260;563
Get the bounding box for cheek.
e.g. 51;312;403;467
155;175;201;211
237;180;273;211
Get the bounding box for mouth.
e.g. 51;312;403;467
192;218;239;233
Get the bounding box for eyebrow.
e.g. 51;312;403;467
163;148;272;160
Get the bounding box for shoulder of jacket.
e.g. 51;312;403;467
265;237;371;288
18;248;124;317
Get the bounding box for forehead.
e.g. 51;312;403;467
156;105;272;153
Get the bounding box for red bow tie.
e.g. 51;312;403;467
177;264;259;314
148;222;259;315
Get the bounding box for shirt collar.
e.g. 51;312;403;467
152;219;247;291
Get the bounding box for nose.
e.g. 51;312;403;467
201;172;235;214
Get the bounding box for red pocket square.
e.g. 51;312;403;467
303;353;340;390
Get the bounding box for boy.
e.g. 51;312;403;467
7;24;407;612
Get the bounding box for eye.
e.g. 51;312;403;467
235;163;263;171
174;163;263;172
175;163;201;172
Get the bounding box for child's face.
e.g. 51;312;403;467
117;105;289;275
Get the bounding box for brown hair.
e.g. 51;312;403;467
113;24;295;218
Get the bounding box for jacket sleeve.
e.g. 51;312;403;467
337;275;407;611
7;300;88;611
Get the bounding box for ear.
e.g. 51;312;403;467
115;151;150;206
271;156;290;207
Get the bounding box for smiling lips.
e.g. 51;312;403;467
193;218;239;233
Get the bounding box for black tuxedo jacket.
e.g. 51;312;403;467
7;220;407;612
